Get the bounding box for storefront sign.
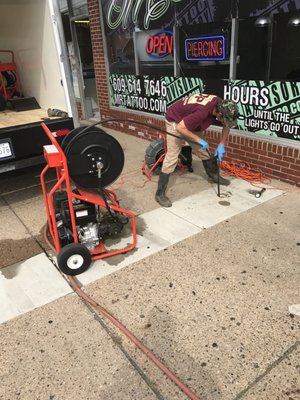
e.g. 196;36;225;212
145;30;173;59
185;35;225;61
109;74;204;115
110;75;168;114
224;80;300;140
102;0;300;33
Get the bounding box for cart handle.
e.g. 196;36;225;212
41;122;65;155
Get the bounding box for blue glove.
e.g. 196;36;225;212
198;139;208;150
215;144;225;161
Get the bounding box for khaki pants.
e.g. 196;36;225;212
161;121;210;174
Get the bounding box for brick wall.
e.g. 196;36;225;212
87;0;300;187
206;130;300;186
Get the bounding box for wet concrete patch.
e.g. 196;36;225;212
0;237;42;270
0;219;51;271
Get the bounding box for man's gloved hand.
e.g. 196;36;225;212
215;144;225;161
198;139;208;150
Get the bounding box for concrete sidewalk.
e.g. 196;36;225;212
0;128;299;400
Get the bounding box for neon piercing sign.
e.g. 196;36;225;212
185;35;226;61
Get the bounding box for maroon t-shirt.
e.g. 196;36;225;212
166;94;220;131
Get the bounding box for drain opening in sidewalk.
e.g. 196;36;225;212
218;200;230;206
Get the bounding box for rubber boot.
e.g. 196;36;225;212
202;157;230;186
155;172;172;207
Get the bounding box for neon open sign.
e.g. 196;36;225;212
185;35;226;61
145;30;173;59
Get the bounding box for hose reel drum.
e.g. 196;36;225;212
61;126;125;189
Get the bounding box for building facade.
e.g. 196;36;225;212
61;0;300;185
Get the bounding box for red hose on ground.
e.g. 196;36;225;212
44;226;200;400
68;276;200;400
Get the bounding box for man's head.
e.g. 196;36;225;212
216;100;239;128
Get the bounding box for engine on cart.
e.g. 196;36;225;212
54;190;128;250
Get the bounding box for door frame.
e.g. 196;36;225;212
48;0;79;126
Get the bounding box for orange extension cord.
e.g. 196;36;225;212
221;160;300;190
43;226;200;400
109;168;154;190
221;160;272;185
111;160;300;192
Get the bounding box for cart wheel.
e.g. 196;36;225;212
144;137;165;175
57;243;92;276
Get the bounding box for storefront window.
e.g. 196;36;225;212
237;13;300;81
107;31;136;74
270;13;300;81
236;17;269;80
178;21;230;79
135;29;174;76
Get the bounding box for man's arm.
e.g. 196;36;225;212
214;125;230;161
220;126;230;145
176;120;202;144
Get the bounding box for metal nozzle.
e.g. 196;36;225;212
255;188;266;198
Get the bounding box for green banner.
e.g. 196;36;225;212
225;80;300;140
109;74;204;114
109;74;300;141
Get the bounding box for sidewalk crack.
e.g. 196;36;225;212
233;341;300;400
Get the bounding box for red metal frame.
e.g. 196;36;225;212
0;50;22;100
40;122;137;261
141;134;185;180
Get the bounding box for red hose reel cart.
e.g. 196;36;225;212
40;122;137;276
0;50;22;109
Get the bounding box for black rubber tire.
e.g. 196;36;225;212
144;138;193;174
0;95;6;111
57;243;92;276
145;137;165;175
3;71;16;87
